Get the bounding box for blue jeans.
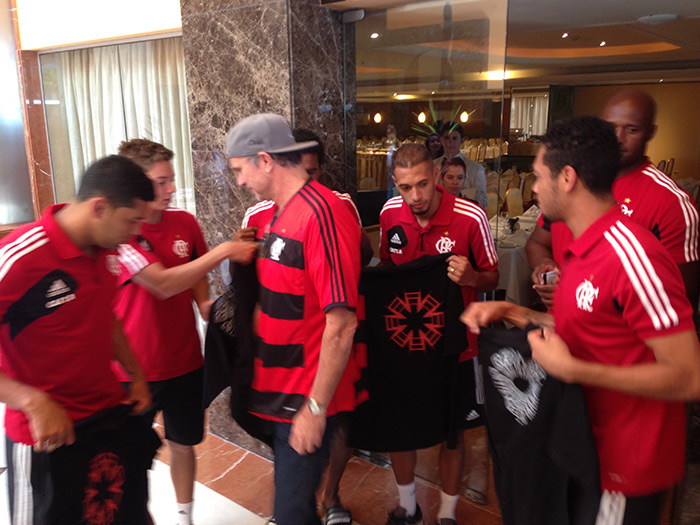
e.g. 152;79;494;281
272;416;337;525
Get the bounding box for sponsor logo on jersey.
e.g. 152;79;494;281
269;237;286;262
106;254;121;276
172;239;190;258
489;347;546;426
44;278;77;308
576;278;599;312
387;225;408;255
435;236;456;253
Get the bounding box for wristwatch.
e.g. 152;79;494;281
306;397;326;416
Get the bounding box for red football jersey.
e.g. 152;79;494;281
250;181;361;421
113;209;208;382
379;187;498;360
0;205;124;445
554;208;694;495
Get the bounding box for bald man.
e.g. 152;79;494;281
527;89;699;311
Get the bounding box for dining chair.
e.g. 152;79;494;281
486;192;499;219
664;157;674;176
657;159;666;171
521;173;536;205
505;187;524;218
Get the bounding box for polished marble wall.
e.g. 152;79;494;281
180;0;353;295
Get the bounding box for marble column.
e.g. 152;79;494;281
180;0;354;450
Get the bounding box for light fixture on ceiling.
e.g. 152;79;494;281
659;79;664;83
394;94;417;100
561;32;568;38
637;14;678;25
459;111;469;123
431;91;436;95
373;112;382;124
418;112;426;123
370;32;380;39
600;41;606;47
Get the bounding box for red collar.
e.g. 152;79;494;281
567;207;625;258
40;204;93;260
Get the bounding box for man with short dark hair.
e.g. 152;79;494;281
115;138;257;525
226;114;361;525
464;115;700;525
380;142;498;525
527;89;699;311
436;122;487;209
0;155;155;523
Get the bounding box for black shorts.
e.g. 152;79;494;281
137;367;205;446
446;357;485;449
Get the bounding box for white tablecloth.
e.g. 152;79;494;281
489;208;539;305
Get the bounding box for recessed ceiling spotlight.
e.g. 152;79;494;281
370;32;380;39
659;79;664;83
561;32;569;38
637;14;678;25
431;91;436;95
600;41;606;47
393;92;398;96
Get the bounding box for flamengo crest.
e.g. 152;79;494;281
385;291;445;351
435;236;456;253
576;278;599;312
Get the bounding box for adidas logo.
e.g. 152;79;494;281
390;233;402;244
46;279;69;298
465;410;480;422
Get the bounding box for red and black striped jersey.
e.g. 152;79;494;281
250;180;361;421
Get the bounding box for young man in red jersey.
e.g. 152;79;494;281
0;156;154;523
380;143;498;525
527;89;699;311
114;139;257;525
226;114;361;525
464;116;700;525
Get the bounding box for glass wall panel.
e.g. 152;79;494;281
0;0;33;226
351;0;508;226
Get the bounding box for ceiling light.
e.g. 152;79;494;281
459;111;469;123
599;41;606;47
373;112;382;124
637;14;677;25
561;32;568;38
394;93;417;100
431;91;436;95
370;32;380;39
418;112;426;123
659;79;664;83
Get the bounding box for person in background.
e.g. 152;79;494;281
227;113;361;525
527;89;699;312
427;132;444;160
0;156;154;524
464;115;700;525
115;139;257;525
436;122;487;209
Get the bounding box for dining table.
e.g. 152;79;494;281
489;206;539;306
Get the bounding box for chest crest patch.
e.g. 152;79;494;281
172;239;190;258
435;236;456;254
269;237;286;261
619;198;634;217
576;278;599;312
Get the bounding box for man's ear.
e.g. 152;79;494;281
560;165;578;193
91;196;111;217
258;152;274;172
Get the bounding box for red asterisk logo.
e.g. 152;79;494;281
385;291;445;351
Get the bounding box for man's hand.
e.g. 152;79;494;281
446;255;477;287
289;404;326;455
234;227;258;243
531;260;559;309
122;377;152;414
24;391;76;453
227;240;258;264
461;301;516;334
527;326;577;383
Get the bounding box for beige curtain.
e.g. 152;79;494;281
510;95;549;138
44;37;195;213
